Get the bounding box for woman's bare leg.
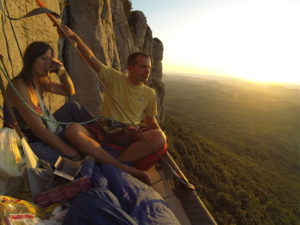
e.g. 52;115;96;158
64;123;150;184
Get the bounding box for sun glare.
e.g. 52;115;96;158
163;1;300;84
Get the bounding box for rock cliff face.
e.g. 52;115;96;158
64;0;121;114
110;0;136;71
0;0;164;126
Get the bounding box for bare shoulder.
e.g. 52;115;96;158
6;78;30;103
13;78;29;93
6;78;25;93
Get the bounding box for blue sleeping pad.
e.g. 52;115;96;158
63;145;180;225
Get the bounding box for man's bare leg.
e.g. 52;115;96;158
64;123;151;184
118;129;166;163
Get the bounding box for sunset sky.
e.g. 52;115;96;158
132;0;300;84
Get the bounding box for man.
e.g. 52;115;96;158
59;25;167;165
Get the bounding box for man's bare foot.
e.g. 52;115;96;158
129;167;151;185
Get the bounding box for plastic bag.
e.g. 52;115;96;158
0;195;58;225
43;203;70;225
0;128;26;195
0;128;25;177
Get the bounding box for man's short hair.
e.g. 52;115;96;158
127;52;150;66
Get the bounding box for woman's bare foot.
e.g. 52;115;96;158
129;167;151;185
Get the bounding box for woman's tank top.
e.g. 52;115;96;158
3;88;62;142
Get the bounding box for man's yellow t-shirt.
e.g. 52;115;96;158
98;65;157;125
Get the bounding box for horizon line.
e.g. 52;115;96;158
162;72;300;87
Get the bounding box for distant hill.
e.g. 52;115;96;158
163;73;300;90
162;75;300;225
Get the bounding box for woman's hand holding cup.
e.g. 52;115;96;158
49;58;65;75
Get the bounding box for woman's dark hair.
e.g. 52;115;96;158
16;41;53;85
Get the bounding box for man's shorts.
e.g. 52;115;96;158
84;120;168;171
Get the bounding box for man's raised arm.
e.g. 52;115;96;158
58;25;104;73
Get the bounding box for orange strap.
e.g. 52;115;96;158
34;0;59;25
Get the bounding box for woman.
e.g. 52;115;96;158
4;41;150;184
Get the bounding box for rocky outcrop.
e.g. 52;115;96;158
128;10;148;50
152;38;164;82
110;0;136;72
150;38;164;120
143;26;153;56
63;0;121;115
0;0;165;126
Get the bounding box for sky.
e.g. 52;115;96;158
132;0;300;84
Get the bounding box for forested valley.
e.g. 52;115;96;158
162;75;300;225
